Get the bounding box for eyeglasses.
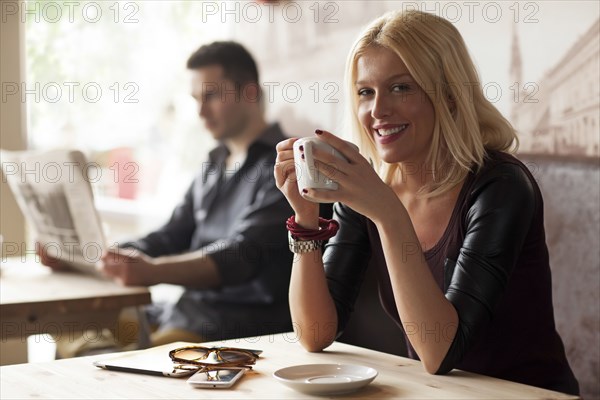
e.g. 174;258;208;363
168;346;259;371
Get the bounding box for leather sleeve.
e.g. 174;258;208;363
322;202;372;337
436;162;537;374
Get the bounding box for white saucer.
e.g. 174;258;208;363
273;364;378;395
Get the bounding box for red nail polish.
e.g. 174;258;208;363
301;153;305;160
299;145;304;151
315;129;323;135
302;189;308;194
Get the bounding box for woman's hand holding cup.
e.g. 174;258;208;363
293;136;359;196
274;137;321;228
275;130;360;228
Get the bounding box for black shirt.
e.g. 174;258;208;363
127;123;294;340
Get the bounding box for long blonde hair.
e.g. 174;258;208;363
346;10;518;197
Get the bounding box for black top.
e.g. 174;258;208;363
323;151;579;395
126;123;295;340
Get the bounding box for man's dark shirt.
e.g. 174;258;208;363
127;123;294;340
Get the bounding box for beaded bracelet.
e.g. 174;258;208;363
286;215;340;241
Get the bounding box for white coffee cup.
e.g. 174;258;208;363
293;137;358;197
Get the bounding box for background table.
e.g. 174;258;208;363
0;258;151;364
0;333;579;399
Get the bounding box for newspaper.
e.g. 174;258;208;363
1;148;107;277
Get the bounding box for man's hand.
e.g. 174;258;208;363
35;242;73;272
99;248;158;287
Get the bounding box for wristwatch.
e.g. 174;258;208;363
288;231;322;254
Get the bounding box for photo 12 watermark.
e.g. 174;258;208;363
194;80;340;105
1;160;139;185
1;1;140;24
1;82;139;104
198;1;340;24
397;1;540;24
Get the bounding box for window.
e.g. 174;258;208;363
25;1;230;239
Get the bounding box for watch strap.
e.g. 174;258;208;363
288;231;322;254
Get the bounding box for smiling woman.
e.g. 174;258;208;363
354;48;436;168
346;12;517;199
273;9;580;396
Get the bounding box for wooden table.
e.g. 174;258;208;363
0;333;579;399
0;258;151;363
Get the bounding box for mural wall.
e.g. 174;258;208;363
511;19;599;158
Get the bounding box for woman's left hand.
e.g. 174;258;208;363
304;129;400;223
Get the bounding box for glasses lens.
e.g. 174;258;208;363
217;350;255;364
173;348;209;362
170;347;257;366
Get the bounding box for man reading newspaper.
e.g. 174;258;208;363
38;42;297;356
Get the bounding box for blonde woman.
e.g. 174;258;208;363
274;10;579;395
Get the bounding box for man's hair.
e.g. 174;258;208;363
186;41;259;86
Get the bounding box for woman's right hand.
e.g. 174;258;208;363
274;137;320;227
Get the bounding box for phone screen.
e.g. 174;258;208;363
187;368;245;388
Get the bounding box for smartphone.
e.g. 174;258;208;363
187;368;246;389
93;353;196;378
